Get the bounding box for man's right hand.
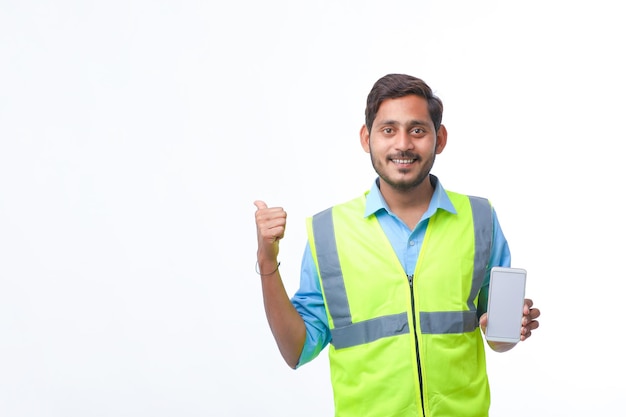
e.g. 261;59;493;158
253;200;287;264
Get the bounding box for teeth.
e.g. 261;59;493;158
392;159;413;164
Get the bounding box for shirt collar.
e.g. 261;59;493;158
364;175;457;218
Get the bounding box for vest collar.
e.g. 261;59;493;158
364;175;458;219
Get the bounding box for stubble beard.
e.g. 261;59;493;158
371;151;435;192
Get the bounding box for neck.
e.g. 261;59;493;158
379;175;435;230
379;175;434;208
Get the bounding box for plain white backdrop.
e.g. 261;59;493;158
1;1;624;416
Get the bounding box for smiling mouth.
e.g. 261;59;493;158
391;158;416;165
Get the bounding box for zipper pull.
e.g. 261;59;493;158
407;274;414;287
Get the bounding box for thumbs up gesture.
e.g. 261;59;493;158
254;200;287;262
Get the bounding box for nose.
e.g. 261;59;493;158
395;130;414;151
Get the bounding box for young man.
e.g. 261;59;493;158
253;74;540;417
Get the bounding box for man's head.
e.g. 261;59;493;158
365;74;443;134
360;74;447;193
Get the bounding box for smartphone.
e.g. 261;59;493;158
485;267;527;343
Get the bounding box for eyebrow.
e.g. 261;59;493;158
377;119;430;128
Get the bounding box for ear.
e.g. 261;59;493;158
435;124;448;154
360;124;371;153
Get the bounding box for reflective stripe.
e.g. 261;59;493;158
420;311;479;334
331;313;410;349
312;208;352;327
468;196;492;313
312;196;493;349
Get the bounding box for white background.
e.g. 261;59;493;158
1;1;624;416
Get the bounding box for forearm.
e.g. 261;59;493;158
259;261;306;369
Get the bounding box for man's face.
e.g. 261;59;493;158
360;95;446;191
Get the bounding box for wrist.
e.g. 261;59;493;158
255;260;281;277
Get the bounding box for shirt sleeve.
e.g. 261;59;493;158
477;207;512;318
290;243;332;368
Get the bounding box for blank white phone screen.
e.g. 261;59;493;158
486;268;526;342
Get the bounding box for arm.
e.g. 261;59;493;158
254;200;306;369
480;298;541;353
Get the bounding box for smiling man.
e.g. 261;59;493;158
253;73;540;417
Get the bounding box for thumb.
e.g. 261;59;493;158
479;313;487;331
254;200;268;210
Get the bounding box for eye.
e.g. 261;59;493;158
412;127;425;134
383;127;394;134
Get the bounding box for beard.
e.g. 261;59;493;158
370;151;435;191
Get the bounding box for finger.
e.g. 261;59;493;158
520;330;532;341
529;307;541;320
523;298;534;315
520;317;540;342
255;209;287;227
526;319;540;331
522;308;540;326
479;313;487;331
522;309;539;324
479;313;487;326
254;200;268;210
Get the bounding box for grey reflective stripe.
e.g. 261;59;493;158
331;313;410;349
312;196;493;349
468;196;492;313
312;208;352;327
419;311;479;334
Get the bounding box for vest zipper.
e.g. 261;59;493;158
407;274;426;417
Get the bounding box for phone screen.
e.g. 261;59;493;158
485;267;527;343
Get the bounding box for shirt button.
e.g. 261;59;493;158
409;240;415;246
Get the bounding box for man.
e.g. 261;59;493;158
253;74;540;417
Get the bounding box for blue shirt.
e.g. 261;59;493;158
291;176;511;367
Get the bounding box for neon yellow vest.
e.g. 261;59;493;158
306;191;493;417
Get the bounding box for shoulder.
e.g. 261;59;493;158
309;192;368;219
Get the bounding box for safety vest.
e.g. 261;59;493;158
306;191;493;417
